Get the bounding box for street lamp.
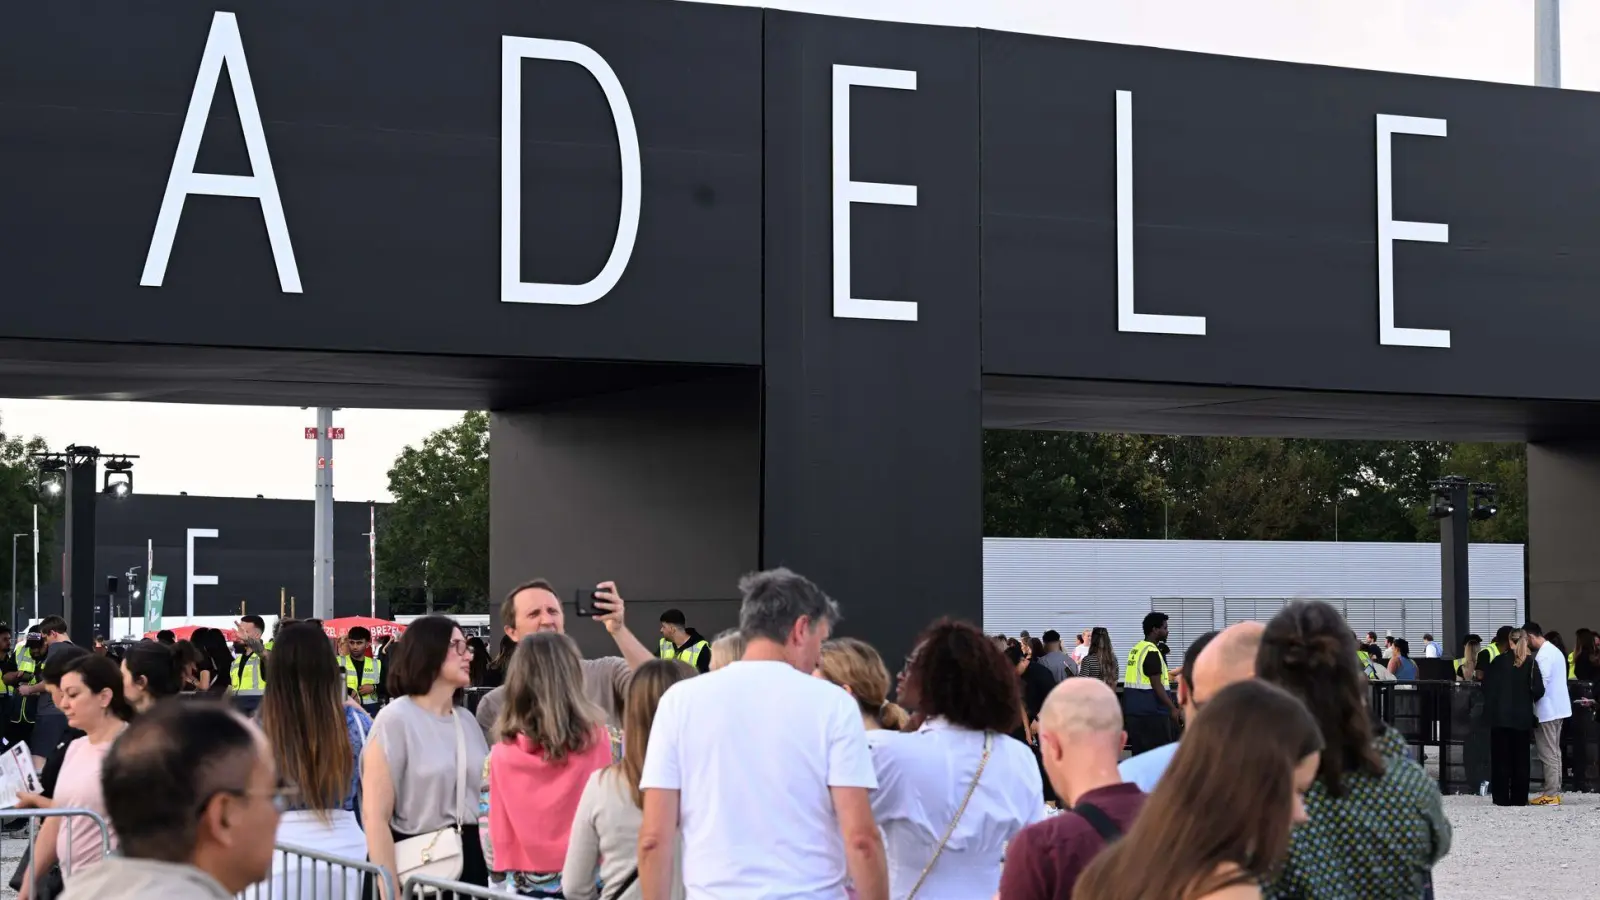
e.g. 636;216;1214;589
9;533;26;631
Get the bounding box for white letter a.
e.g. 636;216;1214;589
141;11;301;293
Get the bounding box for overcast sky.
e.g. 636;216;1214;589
4;0;1593;502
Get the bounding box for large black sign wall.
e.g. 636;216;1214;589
9;0;1600;655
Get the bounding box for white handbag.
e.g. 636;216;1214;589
394;709;469;882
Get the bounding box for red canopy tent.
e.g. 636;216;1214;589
322;616;405;640
141;624;238;643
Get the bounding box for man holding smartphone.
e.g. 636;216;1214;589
474;578;653;740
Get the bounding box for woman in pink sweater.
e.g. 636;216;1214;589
479;633;619;897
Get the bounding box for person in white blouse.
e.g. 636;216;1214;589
868;620;1045;900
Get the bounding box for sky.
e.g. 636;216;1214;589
5;0;1597;502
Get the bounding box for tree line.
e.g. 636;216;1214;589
368;414;1530;608
984;432;1526;544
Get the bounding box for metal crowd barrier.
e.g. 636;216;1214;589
236;842;396;900
0;807;113;900
401;873;506;898
1372;678;1600;795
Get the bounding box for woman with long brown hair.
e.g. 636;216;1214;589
259;622;370;899
1078;627;1117;688
815;637;909;735
562;658;695;900
1074;680;1323;900
1255;600;1450;899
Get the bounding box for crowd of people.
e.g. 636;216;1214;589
0;569;1534;900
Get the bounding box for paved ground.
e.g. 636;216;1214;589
0;795;1592;897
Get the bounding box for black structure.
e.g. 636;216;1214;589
35;495;381;634
10;0;1600;661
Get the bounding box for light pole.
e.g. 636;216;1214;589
9;533;26;631
123;566;142;641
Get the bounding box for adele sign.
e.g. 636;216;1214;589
7;0;1600;398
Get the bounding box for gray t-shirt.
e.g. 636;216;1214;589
1038;649;1075;683
475;656;632;744
370;696;489;836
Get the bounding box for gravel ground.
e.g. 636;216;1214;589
0;795;1590;898
1435;793;1600;895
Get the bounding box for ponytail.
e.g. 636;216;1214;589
124;640;185;703
878;700;910;732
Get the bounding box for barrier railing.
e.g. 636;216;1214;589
237;842;397;900
1373;678;1600;795
401;872;506;898
1;807;113;899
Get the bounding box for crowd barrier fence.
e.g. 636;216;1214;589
1373;678;1600;795
235;841;398;900
0;807;113;900
401;872;508;898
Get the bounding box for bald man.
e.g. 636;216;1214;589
999;679;1145;900
1118;621;1263;792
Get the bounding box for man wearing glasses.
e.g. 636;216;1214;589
58;702;281;900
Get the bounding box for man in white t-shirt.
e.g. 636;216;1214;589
638;567;887;900
1525;621;1573;805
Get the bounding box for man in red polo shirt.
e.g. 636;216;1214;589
998;678;1144;900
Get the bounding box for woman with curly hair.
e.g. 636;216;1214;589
1255;600;1451;900
870;619;1043;899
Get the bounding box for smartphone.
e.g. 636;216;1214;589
574;588;598;618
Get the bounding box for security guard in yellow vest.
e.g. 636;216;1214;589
1123;612;1179;755
230;645;267;714
338;626;383;712
6;633;47;745
657;609;712;674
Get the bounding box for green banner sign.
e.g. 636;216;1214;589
144;575;167;633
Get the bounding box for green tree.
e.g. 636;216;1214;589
1412;442;1527;544
984;431;1166;538
377;412;489;613
0;414;56;618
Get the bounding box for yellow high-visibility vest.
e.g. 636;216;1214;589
1569;650;1577;680
10;649;38;724
1123;640;1168;690
338;654;382;697
231;652;266;696
1484;643;1501;663
659;638;709;668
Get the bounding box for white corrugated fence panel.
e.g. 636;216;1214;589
1150;597;1215;669
984;539;1525;660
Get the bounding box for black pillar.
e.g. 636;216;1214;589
63;459;97;646
1439;477;1471;650
762;14;982;670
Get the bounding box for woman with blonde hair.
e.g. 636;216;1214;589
708;629;745;672
563;659;695;900
480;632;618;896
258;622;371;899
815;637;909;735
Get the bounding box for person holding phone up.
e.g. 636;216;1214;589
475;580;654;743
